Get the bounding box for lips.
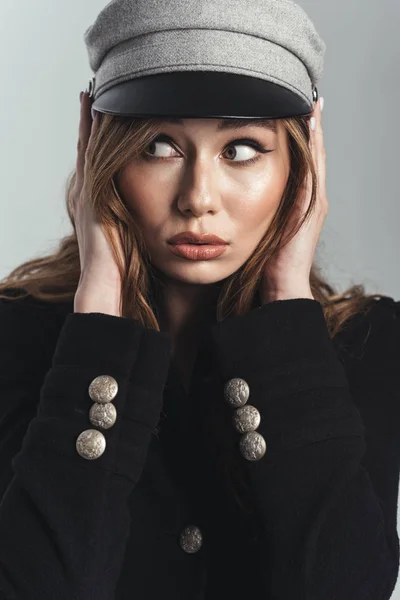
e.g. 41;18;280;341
168;232;228;245
168;243;228;261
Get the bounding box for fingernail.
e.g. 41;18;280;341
320;97;324;112
79;91;83;102
310;117;316;131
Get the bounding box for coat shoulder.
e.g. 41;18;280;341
334;295;400;379
0;287;72;382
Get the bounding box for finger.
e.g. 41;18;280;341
313;100;326;200
313;99;324;154
296;107;316;211
307;106;316;182
79;92;93;144
309;100;326;200
293;107;316;217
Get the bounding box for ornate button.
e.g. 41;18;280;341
239;431;266;461
89;402;117;429
232;404;261;433
87;76;96;98
88;375;118;404
179;525;203;554
223;378;250;408
76;429;106;460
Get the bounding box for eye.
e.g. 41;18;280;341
144;138;177;159
142;135;273;166
224;143;260;163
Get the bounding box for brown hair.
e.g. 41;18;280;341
0;112;387;521
0;111;386;337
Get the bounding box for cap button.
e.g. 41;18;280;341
88;76;96;98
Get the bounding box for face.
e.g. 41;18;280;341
117;118;291;286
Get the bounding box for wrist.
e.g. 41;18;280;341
74;303;121;317
260;287;314;304
74;282;122;317
74;300;122;317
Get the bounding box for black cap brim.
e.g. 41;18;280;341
91;71;314;120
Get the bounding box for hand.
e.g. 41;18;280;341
259;98;327;302
72;91;123;309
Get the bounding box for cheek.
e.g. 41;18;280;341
117;156;289;233
117;168;167;226
230;172;286;229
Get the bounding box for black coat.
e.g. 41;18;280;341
0;289;399;600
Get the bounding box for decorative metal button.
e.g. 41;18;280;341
76;429;106;460
87;76;96;98
179;525;203;554
223;378;250;408
239;431;266;461
312;86;319;103
232;405;261;433
88;375;118;404
89;402;117;429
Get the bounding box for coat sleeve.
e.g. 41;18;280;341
0;298;172;600
210;297;400;600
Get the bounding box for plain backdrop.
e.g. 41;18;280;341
0;0;399;596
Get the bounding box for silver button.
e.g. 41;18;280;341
223;378;250;408
239;431;266;461
89;402;117;429
76;429;106;460
232;404;261;433
87;76;96;98
88;375;118;404
179;525;203;554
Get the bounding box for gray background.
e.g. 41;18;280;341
0;0;399;596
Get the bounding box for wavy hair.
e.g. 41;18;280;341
0;111;388;519
0;112;386;338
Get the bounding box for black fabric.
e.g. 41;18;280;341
0;289;399;599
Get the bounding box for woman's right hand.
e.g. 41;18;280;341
72;91;123;314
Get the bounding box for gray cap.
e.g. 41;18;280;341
83;0;326;120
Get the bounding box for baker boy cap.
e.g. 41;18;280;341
83;0;326;121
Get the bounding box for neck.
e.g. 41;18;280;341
151;270;222;350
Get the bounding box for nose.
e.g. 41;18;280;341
178;195;218;217
176;164;222;217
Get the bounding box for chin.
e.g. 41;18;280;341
154;260;238;286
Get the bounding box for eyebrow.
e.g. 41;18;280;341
158;117;277;133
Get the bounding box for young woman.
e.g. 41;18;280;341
0;0;398;598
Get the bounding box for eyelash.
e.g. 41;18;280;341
142;135;273;166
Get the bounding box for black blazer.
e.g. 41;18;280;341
0;289;399;600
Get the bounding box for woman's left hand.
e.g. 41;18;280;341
259;97;327;303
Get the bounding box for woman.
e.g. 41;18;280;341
0;0;399;598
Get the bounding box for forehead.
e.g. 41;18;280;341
158;117;278;133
